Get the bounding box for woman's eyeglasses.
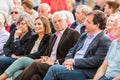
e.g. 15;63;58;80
11;11;19;14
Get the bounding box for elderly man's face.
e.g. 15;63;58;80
53;14;67;32
38;5;49;18
75;7;86;23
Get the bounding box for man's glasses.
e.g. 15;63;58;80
11;11;19;14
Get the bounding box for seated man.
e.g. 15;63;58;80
93;14;120;80
43;10;112;80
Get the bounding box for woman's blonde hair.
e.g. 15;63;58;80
35;16;51;34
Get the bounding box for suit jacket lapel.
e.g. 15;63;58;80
48;34;57;56
20;31;31;44
76;33;87;52
84;31;104;57
57;28;69;48
38;34;47;50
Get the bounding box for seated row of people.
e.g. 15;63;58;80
0;11;80;80
0;10;114;80
1;2;120;79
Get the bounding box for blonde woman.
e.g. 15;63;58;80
106;14;117;40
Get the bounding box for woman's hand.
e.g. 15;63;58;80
14;29;22;38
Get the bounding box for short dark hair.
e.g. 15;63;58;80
87;10;106;30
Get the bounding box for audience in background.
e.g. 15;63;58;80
104;0;120;18
10;6;23;32
0;0;14;21
70;5;92;34
93;0;106;11
37;3;55;33
0;0;15;31
66;0;76;19
22;0;38;21
13;0;22;7
60;10;75;27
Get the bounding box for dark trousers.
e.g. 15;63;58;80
0;56;16;74
15;61;51;80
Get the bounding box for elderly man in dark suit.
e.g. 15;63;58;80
14;11;80;80
43;10;112;80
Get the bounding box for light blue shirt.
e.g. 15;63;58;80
74;32;101;59
75;22;84;33
105;40;120;78
0;27;10;55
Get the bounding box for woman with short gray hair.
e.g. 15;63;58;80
0;12;33;75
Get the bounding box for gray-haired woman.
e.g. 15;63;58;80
0;12;33;75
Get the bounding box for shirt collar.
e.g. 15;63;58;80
55;27;67;36
87;31;102;39
76;21;84;26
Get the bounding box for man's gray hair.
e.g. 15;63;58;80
39;3;51;12
77;5;92;15
51;11;67;22
60;10;75;24
12;6;24;14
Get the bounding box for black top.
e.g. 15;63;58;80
3;29;32;57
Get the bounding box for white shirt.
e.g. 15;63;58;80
50;28;66;60
30;39;41;54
